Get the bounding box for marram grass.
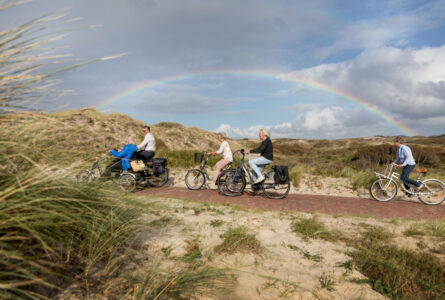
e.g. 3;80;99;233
0;155;141;299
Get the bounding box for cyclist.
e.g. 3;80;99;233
135;125;156;161
104;136;138;175
394;136;423;193
245;129;273;184
207;132;233;189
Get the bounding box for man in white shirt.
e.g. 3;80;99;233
208;132;233;189
135;126;156;161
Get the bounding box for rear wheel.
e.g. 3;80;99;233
119;173;136;193
417;179;445;205
217;169;246;196
369;178;398;202
148;168;169;187
262;174;290;199
77;170;94;184
185;169;205;190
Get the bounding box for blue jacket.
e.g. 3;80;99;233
111;144;138;171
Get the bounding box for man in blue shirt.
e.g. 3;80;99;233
394;136;423;193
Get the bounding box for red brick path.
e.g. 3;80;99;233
137;187;445;220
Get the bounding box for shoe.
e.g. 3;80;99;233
416;183;424;192
253;176;265;184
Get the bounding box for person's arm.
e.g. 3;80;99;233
137;135;148;150
250;139;267;154
401;146;412;166
216;142;225;154
111;147;126;158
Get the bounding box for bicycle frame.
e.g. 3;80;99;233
374;164;425;195
233;150;268;188
199;152;212;180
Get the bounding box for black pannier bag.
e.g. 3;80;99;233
153;158;167;176
273;166;289;184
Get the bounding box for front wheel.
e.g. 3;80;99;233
262;174;290;199
77;170;94;184
369;178;398;202
148;168;169;187
185;169;205;190
119;173;136;193
417;179;445;205
217;169;246;196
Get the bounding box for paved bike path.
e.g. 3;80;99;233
137;187;445;220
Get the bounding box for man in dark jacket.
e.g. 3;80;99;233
245;129;273;184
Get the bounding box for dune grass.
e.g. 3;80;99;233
215;226;262;254
0;154;142;298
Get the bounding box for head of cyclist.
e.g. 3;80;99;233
394;136;403;148
142;126;150;136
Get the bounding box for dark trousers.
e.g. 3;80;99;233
135;151;155;161
401;164;420;190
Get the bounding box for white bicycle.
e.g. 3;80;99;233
369;164;445;205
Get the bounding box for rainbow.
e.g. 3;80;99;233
96;69;419;137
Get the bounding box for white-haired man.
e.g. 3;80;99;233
208;132;233;189
245;129;273;184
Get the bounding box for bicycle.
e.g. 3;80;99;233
369;163;445;205
216;149;290;199
118;156;169;193
76;154;122;183
185;151;231;190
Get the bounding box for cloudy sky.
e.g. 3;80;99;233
2;0;445;138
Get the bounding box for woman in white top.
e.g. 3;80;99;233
208;132;233;188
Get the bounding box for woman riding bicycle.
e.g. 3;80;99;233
207;132;233;189
394;136;423;193
245;129;273;184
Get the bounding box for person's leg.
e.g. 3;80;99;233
249;156;272;181
401;165;420;189
213;159;230;183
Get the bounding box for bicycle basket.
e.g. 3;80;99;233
194;152;204;163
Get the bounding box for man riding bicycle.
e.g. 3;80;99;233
245;129;273;184
394;136;423;193
135;125;156;161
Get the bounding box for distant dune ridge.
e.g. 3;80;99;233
1;108;444;177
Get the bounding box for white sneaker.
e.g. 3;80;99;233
208;182;218;190
253;176;265;184
416;183;424;192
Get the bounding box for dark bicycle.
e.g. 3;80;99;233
76;153;122;183
185;151;231;190
216;149;290;199
118;155;169;193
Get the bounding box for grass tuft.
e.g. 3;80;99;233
215;226;261;254
290;216;342;242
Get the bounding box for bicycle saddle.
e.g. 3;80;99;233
415;168;428;173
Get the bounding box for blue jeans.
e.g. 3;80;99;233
401;164;420;190
249;156;272;181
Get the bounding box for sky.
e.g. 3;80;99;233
2;0;445;139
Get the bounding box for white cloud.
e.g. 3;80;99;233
291;46;445;121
